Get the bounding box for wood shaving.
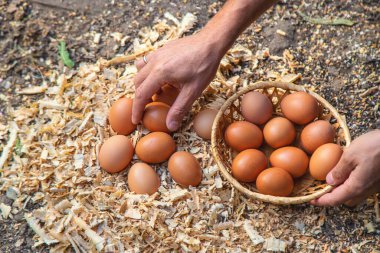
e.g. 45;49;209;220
264;237;287;252
0;203;11;219
375;194;380;222
72;213;104;252
360;86;379;98
280;73;302;83
0;122;18;170
1;11;378;252
25;214;59;245
276;29;287;36
16;85;47;95
38;100;67;110
243;220;265;245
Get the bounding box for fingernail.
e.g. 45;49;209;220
168;121;179;131
132;116;139;125
326;172;335;185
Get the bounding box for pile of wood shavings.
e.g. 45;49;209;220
1;13;379;252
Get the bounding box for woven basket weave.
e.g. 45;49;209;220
211;81;351;205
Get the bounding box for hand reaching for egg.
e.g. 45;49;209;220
311;130;380;206
132;32;223;131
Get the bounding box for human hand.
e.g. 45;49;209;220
311;130;380;206
132;32;223;131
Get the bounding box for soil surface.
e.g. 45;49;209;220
0;0;379;252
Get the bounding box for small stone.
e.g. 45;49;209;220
365;222;375;233
94;33;101;44
6;187;20;200
263;20;296;55
294;220;306;234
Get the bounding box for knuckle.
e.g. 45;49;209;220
321;196;339;206
135;59;142;67
332;170;346;182
154;63;169;75
133;76;140;85
154;65;164;74
134;89;144;101
350;180;365;194
342;151;355;164
343;180;363;198
171;106;187;117
343;186;355;196
148;52;156;61
327;200;340;206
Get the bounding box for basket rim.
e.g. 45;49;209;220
210;81;352;205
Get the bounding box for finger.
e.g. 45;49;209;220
344;196;366;207
135;58;145;71
166;85;200;131
135;53;151;71
132;73;163;124
326;152;355;186
134;63;153;89
311;182;357;206
345;187;377;207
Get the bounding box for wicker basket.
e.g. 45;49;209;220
211;81;351;205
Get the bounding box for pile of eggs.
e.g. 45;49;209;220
224;91;343;197
98;85;204;195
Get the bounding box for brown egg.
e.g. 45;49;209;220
280;92;319;125
241;91;273;125
98;135;134;173
193;109;218;140
168;151;202;187
224;121;263;151
256;167;294;197
142;102;170;133
152;84;180;106
232;149;267;182
269;146;309;178
309;143;343;180
127;162;160;195
109;98;137;135
263;117;296;148
136;132;176;163
300;120;335;154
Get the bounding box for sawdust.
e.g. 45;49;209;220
0;10;379;253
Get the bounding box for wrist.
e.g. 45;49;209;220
194;0;277;59
196;28;233;60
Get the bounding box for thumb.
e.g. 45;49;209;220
166;85;200;131
326;152;355;186
311;181;354;206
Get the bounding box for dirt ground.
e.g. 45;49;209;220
0;0;379;252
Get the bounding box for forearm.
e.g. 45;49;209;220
200;0;278;57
